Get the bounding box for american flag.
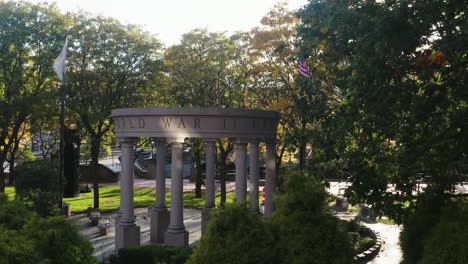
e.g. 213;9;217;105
298;56;312;77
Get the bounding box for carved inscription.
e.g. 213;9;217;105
162;118;172;128
138;118;145;128
177;118;186;128
117;116;276;131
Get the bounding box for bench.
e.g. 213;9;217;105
89;209;101;226
335;187;349;210
357;203;376;221
335;196;349;210
97;217;111;235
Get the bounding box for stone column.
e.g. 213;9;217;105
234;140;248;204
115;137;140;250
264;140;277;218
164;140;188;246
249;140;260;212
202;139;217;235
150;139;169;243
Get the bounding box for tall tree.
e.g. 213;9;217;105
0;1;68;192
164;29;248;199
248;2;303;169
67;13;164;208
298;0;468;222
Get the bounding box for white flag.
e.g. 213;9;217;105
53;36;68;82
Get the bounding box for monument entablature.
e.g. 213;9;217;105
111;107;280;141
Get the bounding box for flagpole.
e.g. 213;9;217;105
59;75;65;209
54;36;68;210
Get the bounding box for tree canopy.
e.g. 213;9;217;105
298;0;467;222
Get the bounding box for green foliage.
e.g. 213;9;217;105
66;11;164;208
0;199;33;230
0;227;42;264
400;191;446;263
401;196;468;264
341;220;376;253
164;28;247;108
108;245;192;264
15;160;60;216
15;160;59;192
188;204;277;264
26;216;97;264
271;170;354;264
357;237;376;253
418;199;468;264
0;0;68;192
298;0;468;223
0;198;96;264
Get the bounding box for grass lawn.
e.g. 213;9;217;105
5;186;15;200
66;185;236;212
4;185;237;213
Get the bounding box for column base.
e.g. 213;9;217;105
201;207;214;235
115;224;141;250
164;229;189;246
150;208;170;243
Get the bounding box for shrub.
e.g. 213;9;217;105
0;227;41;264
15;160;60;216
108;245;193;264
418;199;468;264
400;190;447;264
16;160;60;192
188;204;277;264
0;198;96;264
341;220;376;253
270;170;354;264
26;216;97;264
357;237;376;253
0;199;33;230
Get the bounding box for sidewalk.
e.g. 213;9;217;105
329;182;403;264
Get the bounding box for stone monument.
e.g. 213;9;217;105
111;107;280;249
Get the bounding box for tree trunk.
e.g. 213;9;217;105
195;153;202;198
277;144;285;172
298;120;307;170
0;168;5;193
298;142;306;170
0;152;8;192
90;140;101;209
219;160;226;207
192;140;203;198
8;159;15;185
217;140;233;207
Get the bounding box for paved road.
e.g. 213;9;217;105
71;208;201;263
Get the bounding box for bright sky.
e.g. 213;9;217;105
25;0;308;46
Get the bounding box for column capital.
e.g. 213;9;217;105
153;138;167;144
119;137;138;145
263;138;279;145
230;138;250;144
167;137;186;144
169;141;184;150
203;138;218;143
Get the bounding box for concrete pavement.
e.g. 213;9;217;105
71;208;201;262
